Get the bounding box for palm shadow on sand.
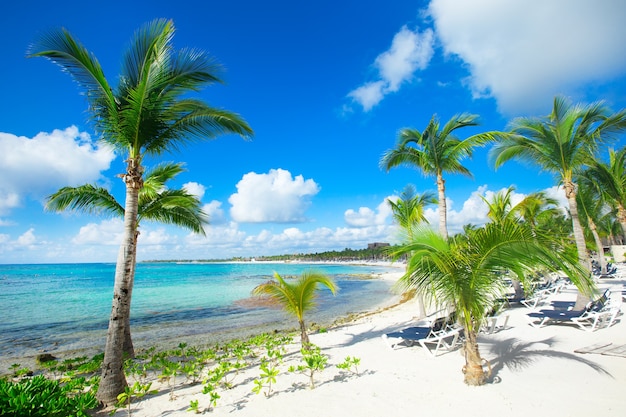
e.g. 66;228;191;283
481;336;613;383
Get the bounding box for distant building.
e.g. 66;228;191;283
368;242;390;250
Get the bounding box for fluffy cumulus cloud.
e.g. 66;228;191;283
348;26;435;111
229;169;320;223
183;182;206;200
72;218;124;246
0;126;115;214
428;0;626;114
344;198;394;227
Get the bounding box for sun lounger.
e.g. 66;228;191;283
526;289;620;331
382;316;448;349
417;324;464;357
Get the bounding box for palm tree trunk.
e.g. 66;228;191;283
564;182;589;268
122;230;139;358
299;320;310;348
96;159;142;406
588;218;607;275
436;173;448;240
462;329;487;386
564;181;591;311
617;204;626;239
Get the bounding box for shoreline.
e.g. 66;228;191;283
0;266;406;376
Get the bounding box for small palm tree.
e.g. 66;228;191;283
381;114;498;240
46;162;207;357
390;223;592;386
252;271;338;348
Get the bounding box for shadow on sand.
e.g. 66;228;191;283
481;336;613;383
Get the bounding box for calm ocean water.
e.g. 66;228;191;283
0;262;396;360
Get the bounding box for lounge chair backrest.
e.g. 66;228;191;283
430;317;447;333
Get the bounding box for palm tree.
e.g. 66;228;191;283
514;191;560;234
29;19;253;405
46;162;207;357
387;184;436;240
584;147;626;239
389;223;592;386
380;114;497;240
491;96;626;269
252;271;338;348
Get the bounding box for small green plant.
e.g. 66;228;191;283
0;374;97;416
201;382;221;411
158;360;182;400
288;344;328;389
252;360;279;397
337;356;361;376
187;398;201;414
114;381;158;417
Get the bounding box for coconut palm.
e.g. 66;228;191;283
252;271;338;348
387;184;436;240
29;19;253;405
380;114;497;240
491;96;626;269
584;147;626;238
389;223;593;386
46;162;207;356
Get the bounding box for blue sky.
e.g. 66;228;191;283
1;0;626;263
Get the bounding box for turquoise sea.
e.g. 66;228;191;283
0;262;396;360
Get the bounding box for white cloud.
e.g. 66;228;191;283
72;218;124;245
16;228;36;246
428;0;626;114
0;126;115;214
183;182;206;200
344;198;394;227
204;200;226;225
348;26;435;111
229;169;320;223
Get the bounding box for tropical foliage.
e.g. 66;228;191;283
389;223;592;385
380;113;498;240
29;19;253;405
252;272;338;347
46;162;207;357
491;96;626;268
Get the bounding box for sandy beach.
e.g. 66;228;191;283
85;264;626;417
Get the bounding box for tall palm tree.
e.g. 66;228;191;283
389;223;592;386
387;184;436;240
491;96;626;269
252;271;338;348
29;19;253;405
381;114;497;240
514;191;560;234
584;147;626;238
46;162;207;357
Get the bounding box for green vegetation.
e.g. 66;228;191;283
30;18;253;406
252;271;338;347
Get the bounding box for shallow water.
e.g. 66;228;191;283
0;262;396;359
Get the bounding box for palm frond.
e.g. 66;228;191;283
46;185;123;217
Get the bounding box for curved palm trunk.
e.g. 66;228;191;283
96;160;142;406
462;328;487;386
436;173;448;240
588;218;607;275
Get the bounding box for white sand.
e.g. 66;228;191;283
98;267;626;417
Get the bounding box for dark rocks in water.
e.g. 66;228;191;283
36;353;57;364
